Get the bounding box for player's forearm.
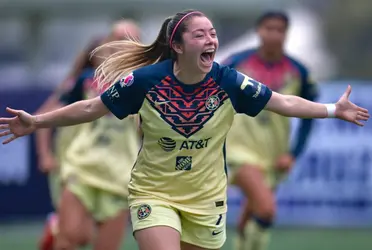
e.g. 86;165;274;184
34;97;108;128
266;93;328;119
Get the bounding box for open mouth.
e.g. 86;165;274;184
200;49;215;65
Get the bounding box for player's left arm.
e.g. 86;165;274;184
265;87;368;126
223;68;368;126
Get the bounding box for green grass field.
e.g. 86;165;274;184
1;222;372;250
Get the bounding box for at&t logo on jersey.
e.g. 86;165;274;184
179;138;211;150
175;156;192;170
158;137;176;151
119;73;134;88
158;137;211;151
205;95;220;111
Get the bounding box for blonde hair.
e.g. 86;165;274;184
93;17;172;90
93;10;205;90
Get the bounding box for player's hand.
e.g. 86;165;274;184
275;154;295;172
335;85;370;126
0;107;37;144
39;153;58;173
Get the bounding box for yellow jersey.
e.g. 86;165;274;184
101;59;272;215
60;68;140;196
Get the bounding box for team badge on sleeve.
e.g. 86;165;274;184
119;73;134;88
137;204;152;220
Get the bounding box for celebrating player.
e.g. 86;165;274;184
0;10;368;250
35;19;141;250
222;11;317;250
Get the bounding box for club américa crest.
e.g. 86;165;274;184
137;204;152;220
205;95;220;111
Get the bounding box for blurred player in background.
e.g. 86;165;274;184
222;11;318;250
35;19;141;250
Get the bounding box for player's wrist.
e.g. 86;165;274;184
324;103;336;118
33;114;43;128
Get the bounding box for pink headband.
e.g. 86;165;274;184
169;11;201;48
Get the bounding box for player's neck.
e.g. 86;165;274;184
257;47;284;62
173;61;206;85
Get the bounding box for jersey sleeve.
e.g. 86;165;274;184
59;76;84;105
100;71;146;120
221;67;272;117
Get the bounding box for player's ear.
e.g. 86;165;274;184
172;42;184;55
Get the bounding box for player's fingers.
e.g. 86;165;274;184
357;106;369;113
0;124;9;129
341;85;351;99
0;117;14;124
354;120;364;127
6;107;21;116
357;111;370;120
0;130;12;137
343;85;352;99
2;135;17;144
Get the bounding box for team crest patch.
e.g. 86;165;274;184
137;204;152;220
205;95;220;111
119;73;134;87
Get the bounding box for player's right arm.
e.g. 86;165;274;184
0;71;146;144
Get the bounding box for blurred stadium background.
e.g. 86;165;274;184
1;0;372;249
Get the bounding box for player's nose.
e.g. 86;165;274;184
205;34;214;45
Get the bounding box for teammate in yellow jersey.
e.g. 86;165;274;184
222;11;317;250
35;19;141;250
0;9;369;250
36;38;102;250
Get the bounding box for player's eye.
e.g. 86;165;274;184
194;33;205;38
210;32;217;38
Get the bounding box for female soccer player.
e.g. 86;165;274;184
35;19;141;250
0;10;369;250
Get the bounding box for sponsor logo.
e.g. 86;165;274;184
107;85;120;101
212;230;223;236
179;138;211;150
119;73;134;87
175;156;192;171
158;137;177;152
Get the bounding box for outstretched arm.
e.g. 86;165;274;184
35;96;108;128
0;97;109;144
264;86;369;126
265;92;328;118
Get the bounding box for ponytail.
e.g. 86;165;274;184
93;17;172;89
